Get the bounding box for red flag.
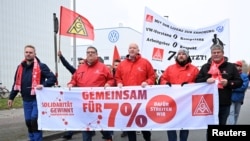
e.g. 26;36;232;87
59;6;94;40
113;46;120;66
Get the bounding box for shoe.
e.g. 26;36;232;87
62;134;72;140
121;132;127;137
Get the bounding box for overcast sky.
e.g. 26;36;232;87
75;0;250;63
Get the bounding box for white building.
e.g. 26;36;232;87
72;27;142;65
0;0;71;89
0;1;142;90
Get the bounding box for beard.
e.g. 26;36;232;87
25;56;34;62
176;59;188;66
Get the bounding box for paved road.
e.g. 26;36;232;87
0;108;63;141
1;90;250;141
51;130;207;141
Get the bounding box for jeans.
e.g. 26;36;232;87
23;100;42;141
167;130;189;141
82;131;95;141
227;102;242;125
127;131;151;141
100;131;113;140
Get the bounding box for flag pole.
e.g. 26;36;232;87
53;13;59;85
72;0;77;68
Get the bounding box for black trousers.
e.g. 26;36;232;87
127;131;151;141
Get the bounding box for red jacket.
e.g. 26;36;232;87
115;54;155;86
68;59;114;87
160;62;199;84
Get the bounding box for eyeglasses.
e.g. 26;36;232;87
86;51;96;54
212;51;222;55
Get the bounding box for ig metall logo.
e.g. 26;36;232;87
108;30;119;43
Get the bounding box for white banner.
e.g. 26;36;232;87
36;83;218;131
141;7;230;70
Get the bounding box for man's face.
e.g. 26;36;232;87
24;47;36;61
86;48;97;63
235;64;242;72
128;43;139;57
176;52;188;62
113;62;120;69
78;59;84;68
211;49;224;63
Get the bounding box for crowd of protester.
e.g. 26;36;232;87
8;34;249;141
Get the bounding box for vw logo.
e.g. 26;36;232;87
108;30;119;43
216;26;224;33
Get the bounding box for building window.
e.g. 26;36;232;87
104;56;109;60
121;56;126;60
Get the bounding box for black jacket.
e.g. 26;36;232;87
195;57;243;106
10;57;57;101
60;55;76;74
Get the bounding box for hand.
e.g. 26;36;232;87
181;82;188;87
104;83;110;89
57;50;62;57
141;82;148;88
206;78;215;84
220;79;228;86
166;82;171;87
117;83;123;88
36;85;43;90
7;100;13;108
67;84;73;90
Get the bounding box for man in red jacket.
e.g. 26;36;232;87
115;43;155;141
160;48;199;141
68;46;114;141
